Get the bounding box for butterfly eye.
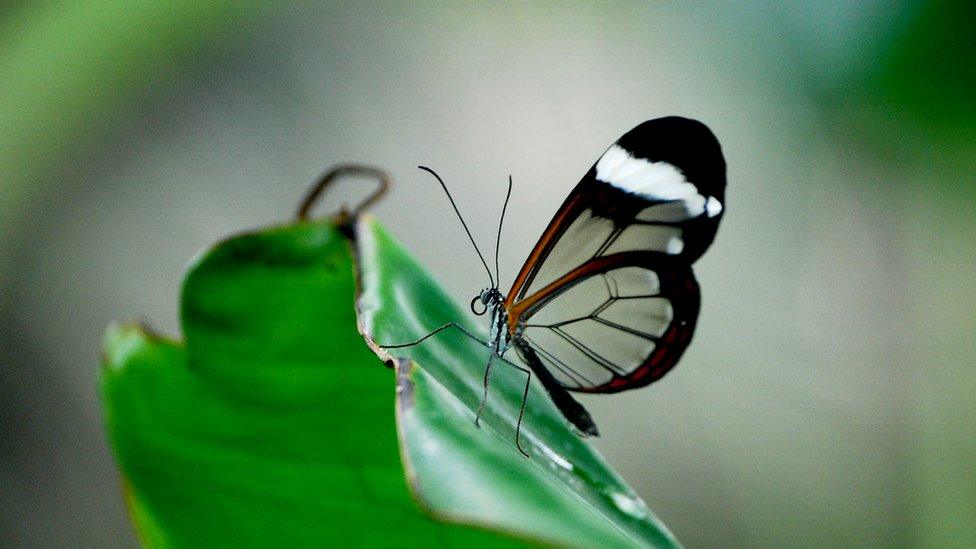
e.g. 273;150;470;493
470;295;488;316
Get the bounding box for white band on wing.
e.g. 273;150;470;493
595;144;722;219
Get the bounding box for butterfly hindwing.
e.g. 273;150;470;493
515;262;699;393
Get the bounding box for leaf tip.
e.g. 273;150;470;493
101;322;170;373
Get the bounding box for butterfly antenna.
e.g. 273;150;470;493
418;166;494;287
494;175;512;288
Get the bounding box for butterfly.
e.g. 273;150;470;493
383;117;726;455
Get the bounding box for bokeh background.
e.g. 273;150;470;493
2;1;974;547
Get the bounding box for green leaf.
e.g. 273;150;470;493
354;216;679;548
102;212;677;547
101;220;523;546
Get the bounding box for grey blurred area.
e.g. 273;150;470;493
2;1;974;547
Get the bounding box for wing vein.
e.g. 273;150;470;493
524;335;595;386
552;326;627;375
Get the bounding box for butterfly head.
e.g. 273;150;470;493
471;287;503;316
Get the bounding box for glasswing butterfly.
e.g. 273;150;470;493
383;117;726;456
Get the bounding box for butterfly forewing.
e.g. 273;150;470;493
506;117;725;394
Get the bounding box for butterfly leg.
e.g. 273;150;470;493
378;324;531;457
377;322;489;349
495;355;532;458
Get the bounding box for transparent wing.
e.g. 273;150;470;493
515;200;710;303
514;264;700;393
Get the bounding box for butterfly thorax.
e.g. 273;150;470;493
475;287;511;357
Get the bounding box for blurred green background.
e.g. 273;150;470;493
2;1;973;547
